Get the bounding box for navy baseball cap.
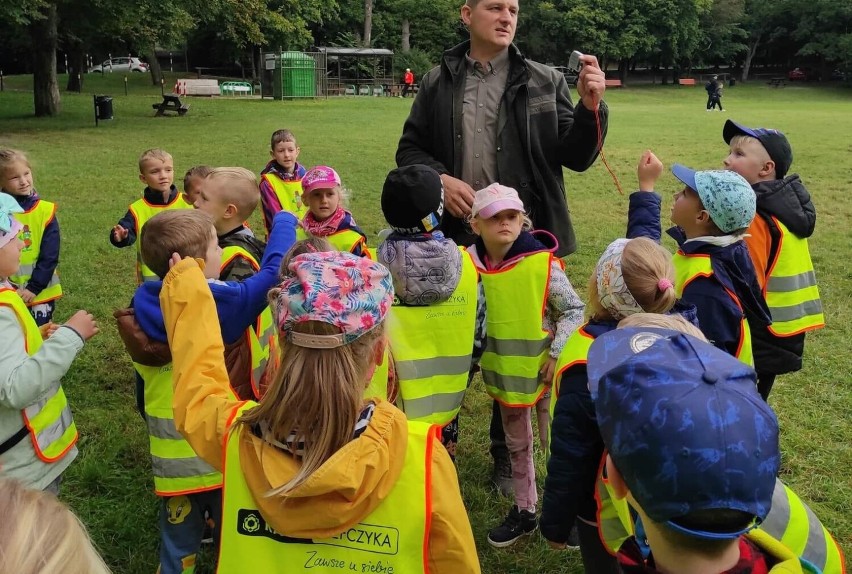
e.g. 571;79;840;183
588;328;780;540
723;120;793;179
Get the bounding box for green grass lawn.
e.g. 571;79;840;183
1;75;850;573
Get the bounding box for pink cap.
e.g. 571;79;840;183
471;183;525;219
302;166;341;194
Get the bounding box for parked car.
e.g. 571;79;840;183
787;67;820;82
88;57;148;73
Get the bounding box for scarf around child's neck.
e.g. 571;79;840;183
301;207;347;237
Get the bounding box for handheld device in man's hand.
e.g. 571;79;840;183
567;50;584;74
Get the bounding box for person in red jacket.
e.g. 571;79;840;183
402;68;415;98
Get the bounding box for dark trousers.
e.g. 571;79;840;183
577;519;621;574
757;372;777;401
489;399;508;458
402;83;412;97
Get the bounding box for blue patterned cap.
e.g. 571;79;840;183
672;165;755;233
588;328;780;539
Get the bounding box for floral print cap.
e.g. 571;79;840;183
275;251;393;347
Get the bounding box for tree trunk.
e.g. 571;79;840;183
146;44;163;86
66;42;86;92
363;0;373;47
741;35;760;82
618;58;629;84
31;3;60;117
401;18;411;52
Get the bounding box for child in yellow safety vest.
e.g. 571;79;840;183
0;194;98;492
0;149;63;325
378;164;485;459
113;208;296;574
259;129;307;237
467;183;585;548
158;249;481;573
587;321;845;574
298;166;370;258
192;167;274;400
541;228;696;570
635;151;772;366
721;120;824;400
110;148;192;284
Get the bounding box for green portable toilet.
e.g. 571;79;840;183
277;51;316;98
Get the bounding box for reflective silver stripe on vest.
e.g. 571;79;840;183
486;336;550;357
27;401;74;450
15;263;60;286
767;271;818;292
401;390;467;420
759;481;827;571
482;370;541;395
395;355;472;380
147;415;185;441
151;454;218;479
769;299;824;322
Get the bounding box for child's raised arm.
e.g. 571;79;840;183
627;150;664;241
213;210;297;343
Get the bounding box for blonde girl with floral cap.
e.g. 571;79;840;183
158;250;480;573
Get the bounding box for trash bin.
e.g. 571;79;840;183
728;78;736;87
95;95;113;120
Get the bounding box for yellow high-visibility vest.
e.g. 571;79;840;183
217;405;433;574
297;227;370;258
480;252;553;406
595;471;846;573
219;244;277;400
764;218;825;337
261;172;306;221
130;194;192;283
387;251;478;425
11;199;62;305
135;361;224;496
364;349;390;401
673;251;754;366
548;324;595;450
0;289;77;462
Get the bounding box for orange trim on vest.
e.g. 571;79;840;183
422;425;438;573
594;452;619;557
219;252;260;275
140;193;184;210
762;216;784;299
553;325;594;399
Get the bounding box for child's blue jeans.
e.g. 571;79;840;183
158;489;222;574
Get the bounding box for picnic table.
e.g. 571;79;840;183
768;77;787;88
152;94;190;116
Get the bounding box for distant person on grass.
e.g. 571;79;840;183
402;67;415;97
158;250;480;573
113;208;296;574
705;75;724;111
110;148;192;283
0;149;63;326
259;129;308;237
721;120;824;400
0;194;98;493
395;0;608;498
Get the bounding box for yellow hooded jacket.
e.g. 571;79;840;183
159;258;481;574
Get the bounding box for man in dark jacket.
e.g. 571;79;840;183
395;0;608;258
394;0;608;510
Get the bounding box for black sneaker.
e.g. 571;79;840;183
491;451;513;497
487;505;537;548
565;523;580;550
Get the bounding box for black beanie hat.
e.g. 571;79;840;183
381;165;444;235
